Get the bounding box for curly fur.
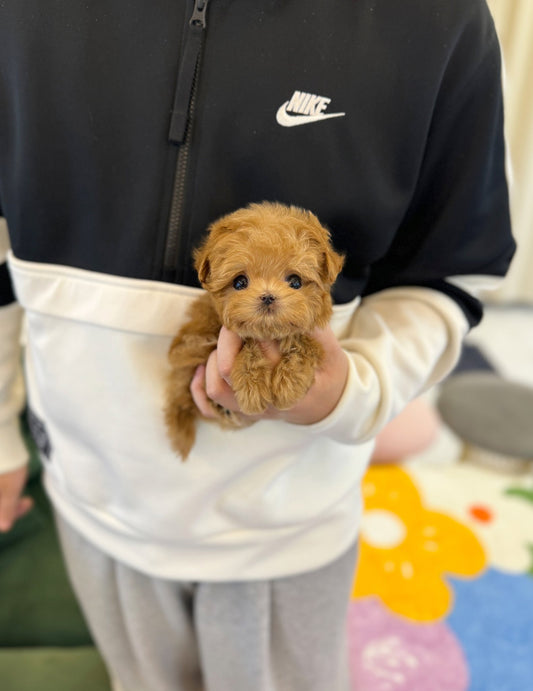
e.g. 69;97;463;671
164;202;344;460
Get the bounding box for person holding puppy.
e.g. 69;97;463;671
0;1;514;690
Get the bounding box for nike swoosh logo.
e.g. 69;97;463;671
276;102;346;127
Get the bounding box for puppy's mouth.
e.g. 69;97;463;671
258;303;277;316
223;295;308;338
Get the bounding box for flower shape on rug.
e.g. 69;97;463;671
352;465;486;621
348;597;468;691
407;460;533;573
447;567;533;690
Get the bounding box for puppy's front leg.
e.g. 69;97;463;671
231;340;273;415
271;334;324;410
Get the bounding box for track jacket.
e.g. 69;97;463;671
0;0;514;580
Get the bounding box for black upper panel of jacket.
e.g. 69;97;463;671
0;0;515;323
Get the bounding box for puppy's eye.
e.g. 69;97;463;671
286;274;302;290
233;274;249;290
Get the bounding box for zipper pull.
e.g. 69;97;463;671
190;0;209;28
168;0;210;144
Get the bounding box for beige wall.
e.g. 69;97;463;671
487;0;533;303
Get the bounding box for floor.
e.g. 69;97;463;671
466;304;533;385
347;303;533;691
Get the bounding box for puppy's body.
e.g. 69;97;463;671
164;202;344;459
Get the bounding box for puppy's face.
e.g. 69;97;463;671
194;203;344;340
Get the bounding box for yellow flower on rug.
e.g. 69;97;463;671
353;465;486;622
408;460;533;573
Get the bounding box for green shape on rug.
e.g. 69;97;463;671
528;545;533;578
505;487;533;505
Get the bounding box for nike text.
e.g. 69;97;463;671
276;90;345;127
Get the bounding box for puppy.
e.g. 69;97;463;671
164;201;344;460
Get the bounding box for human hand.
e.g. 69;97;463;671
0;465;33;532
190;325;349;426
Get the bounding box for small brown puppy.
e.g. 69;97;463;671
164;202;344;459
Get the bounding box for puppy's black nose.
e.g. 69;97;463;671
260;293;276;306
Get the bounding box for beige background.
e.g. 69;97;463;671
487;0;533;303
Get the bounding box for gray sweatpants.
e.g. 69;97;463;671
56;514;357;691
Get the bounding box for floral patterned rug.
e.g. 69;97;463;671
347;458;533;690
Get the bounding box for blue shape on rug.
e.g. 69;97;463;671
447;568;533;691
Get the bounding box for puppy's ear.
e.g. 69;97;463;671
321;246;345;286
193;243;211;286
194;213;241;287
303;212;345;286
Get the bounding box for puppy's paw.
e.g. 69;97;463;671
271;359;316;410
231;343;272;415
270;336;324;410
231;372;270;416
233;380;271;415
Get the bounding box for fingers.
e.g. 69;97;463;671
217;326;281;374
190;364;216;418
190;328;242;416
189;327;287;420
215;326;243;382
0;466;32;533
190;351;238;418
16;496;34;520
204;348;237;410
0;491;18;532
257;339;282;366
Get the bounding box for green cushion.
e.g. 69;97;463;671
0;411;93;647
0;477;94;647
0;411;109;687
0;647;111;691
0;497;46;550
0;413;46;550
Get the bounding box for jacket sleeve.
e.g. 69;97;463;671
0;215;28;472
308;5;515;445
308;286;468;444
362;5;515;325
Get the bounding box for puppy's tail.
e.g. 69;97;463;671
164;399;198;462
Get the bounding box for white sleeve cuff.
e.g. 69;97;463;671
303;352;380;443
305;286;469;445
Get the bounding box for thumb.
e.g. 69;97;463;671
16;496;34;520
0;494;33;532
0;490;18;532
257;339;282;365
0;467;30;532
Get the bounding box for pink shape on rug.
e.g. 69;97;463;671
348;598;468;690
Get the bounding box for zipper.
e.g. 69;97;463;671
164;0;210;279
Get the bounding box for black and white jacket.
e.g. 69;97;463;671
0;0;514;579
